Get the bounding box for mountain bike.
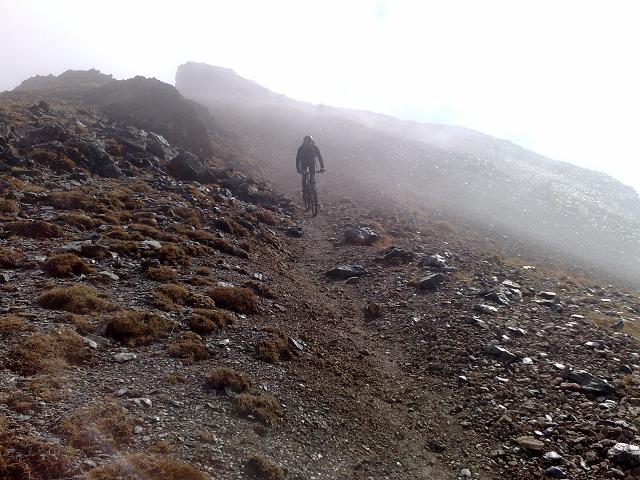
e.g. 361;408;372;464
302;169;324;217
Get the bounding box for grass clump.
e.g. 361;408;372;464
43;253;92;277
167;332;209;362
233;392;281;426
86;454;207;480
209;367;252;393
159;243;190;266
56;212;99;230
0;314;26;334
105;310;175;346
246;454;285;480
60;402;134;453
145;266;178;282
39;284;106;313
0;198;18;214
0;421;75;479
5;330;91;375
0;246;22;268
256;327;291;364
215;217;249;237
5;220;63;238
256;208;278;226
188;308;233;335
208;286;258;314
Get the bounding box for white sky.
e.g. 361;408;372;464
2;0;639;192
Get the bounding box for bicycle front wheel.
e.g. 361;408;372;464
311;190;319;216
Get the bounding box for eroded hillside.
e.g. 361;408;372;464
1;72;640;480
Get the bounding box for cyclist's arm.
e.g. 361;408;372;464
295;147;302;173
314;145;325;169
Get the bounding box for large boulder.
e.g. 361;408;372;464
167;151;214;182
344;225;381;245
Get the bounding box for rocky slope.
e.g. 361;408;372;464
175;62;640;285
1;72;640;480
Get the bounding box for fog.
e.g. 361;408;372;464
2;0;639;193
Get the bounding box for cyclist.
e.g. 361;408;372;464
296;135;325;199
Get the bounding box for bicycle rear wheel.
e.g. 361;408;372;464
311;190;319;216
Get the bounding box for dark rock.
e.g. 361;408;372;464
607;443;640;468
474;303;499;315
538;291;557;300
544;466;567;478
167;151;214;183
286;226;304;238
325;265;366;280
381;246;414;264
146;132;178;160
422;254;448;269
416;273;447;290
485;344;520;365
344;225;380;245
427;440;446;453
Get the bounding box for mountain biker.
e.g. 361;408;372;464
296;135;325;196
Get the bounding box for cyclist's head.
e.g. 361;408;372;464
303;135;313;143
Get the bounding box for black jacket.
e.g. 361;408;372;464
296;141;324;172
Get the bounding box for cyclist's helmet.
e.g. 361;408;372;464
303;135;313;143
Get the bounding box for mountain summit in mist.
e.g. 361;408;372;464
176;61;640;284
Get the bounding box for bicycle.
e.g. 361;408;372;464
302;168;324;217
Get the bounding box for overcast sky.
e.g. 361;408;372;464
2;0;639;192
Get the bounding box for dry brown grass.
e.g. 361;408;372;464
0;246;22;268
432;220;458;234
56;212;99;230
233;392;281;426
215;217;249;237
5;220;63;238
43;253;92;277
166;371;187;384
27;148;75;172
5;330;91;375
145;266;178;282
209;367;252;393
208;286;258;314
246;454;285;480
2;390;36;413
60;312;96;334
167;332;209;362
39;284;107;313
0;198;18;214
159;243;191;266
105;310;176;345
152;284;189;311
0;421;75;479
128;222;163;239
47;191;99;211
188;308;233;335
60;402;134;453
195;266;212;276
0;314;26;334
256;208;278;226
28;374;66;402
244;280;276;299
171;206;203;228
86;454;207;480
188;275;212;286
256;327;291;364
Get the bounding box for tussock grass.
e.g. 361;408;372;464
86;454;207;480
43;253;92;277
256;327;291;364
0;198;18;214
208;286;258;314
56;212;99;230
233;392;281;426
159;243;190;266
60;402;134;453
0;314;26;334
145;266;178;282
187;308;233;335
209;367;252;393
105;310;175;345
167;332;209;362
5;220;63;238
0;246;22;268
246;454;285;480
39;284;107;313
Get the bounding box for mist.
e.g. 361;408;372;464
2;0;640;192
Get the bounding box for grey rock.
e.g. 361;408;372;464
325;265;366;280
544;466;567;478
139;240;162;250
485;344;520;365
474;303;499;315
381;246;414;264
607;443;640;468
422;254;448;269
514;435;545;453
417;273;447;290
113;352;137;363
287;226;304;237
344;225;381;245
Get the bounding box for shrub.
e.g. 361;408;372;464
152;284;189;311
43;253;92;277
145;266;177;282
86;454;207;480
56;213;99;230
256;208;277;226
127;223;162;239
215;217;248;237
0;314;26;334
105;310;175;345
246;454;285;480
159;244;190;266
233;392;281;426
5;330;91;375
187;309;233;335
208;286;258;314
209;367;252;393
5;220;63;238
0;198;18;214
0;246;22;268
244;280;276;299
0;422;75;479
256;328;291;364
167;332;209;362
60;402;134;453
39;285;106;313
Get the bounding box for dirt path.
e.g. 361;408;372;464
275;199;488;479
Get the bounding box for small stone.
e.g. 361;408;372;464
113;352;137;363
416;273;447;290
544;466;567;478
83;337;98;349
514;436;545;453
460;468;471;477
474;303;499;315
